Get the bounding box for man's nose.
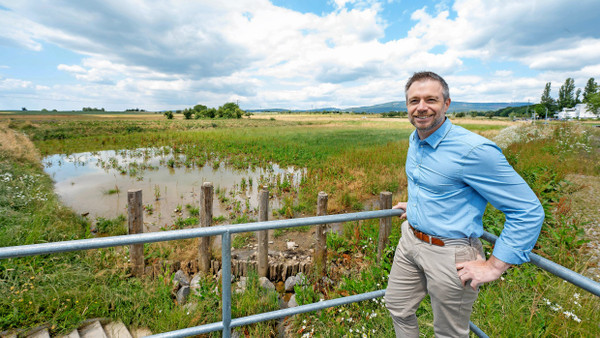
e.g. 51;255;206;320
417;100;427;111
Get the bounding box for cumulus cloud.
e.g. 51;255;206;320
410;0;600;72
0;9;44;51
0;77;35;90
0;0;599;109
57;64;86;74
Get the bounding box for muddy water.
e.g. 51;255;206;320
43;148;304;232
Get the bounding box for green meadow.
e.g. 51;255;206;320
1;114;599;336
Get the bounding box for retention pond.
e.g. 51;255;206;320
43;148;305;233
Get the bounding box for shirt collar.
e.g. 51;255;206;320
413;118;453;149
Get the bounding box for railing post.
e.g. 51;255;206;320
199;182;213;274
127;189;144;277
377;191;392;263
314;191;328;277
222;230;232;338
257;187;269;278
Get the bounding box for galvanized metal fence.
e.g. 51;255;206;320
1;209;599;338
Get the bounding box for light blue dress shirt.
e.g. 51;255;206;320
405;118;544;265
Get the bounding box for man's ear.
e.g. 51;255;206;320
444;98;451;112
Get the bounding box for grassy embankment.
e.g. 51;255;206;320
0;120;286;336
2;115;599;336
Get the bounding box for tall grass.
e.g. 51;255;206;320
29;119;414;212
2;118;599;336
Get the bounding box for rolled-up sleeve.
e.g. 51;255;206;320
461;144;545;265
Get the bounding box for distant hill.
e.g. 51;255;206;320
248;101;530;113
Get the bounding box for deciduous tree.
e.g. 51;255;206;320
557;78;576;110
540;82;557;112
587;93;600;116
217;102;244;119
193;104;209;119
583;78;598;103
182;108;193;119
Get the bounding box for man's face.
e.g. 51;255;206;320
406;79;450;139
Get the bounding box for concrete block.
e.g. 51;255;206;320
103;322;132;338
79;321;107;338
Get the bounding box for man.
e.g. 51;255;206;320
384;71;544;337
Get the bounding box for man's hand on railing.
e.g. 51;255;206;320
392;202;407;219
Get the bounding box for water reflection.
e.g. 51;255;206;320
43;148;305;232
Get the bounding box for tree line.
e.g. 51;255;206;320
540;77;599;114
164;102;250;120
452;77;600;119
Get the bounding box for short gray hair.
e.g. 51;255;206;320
405;71;450;101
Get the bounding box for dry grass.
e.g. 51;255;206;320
0;121;40;163
250;113;381;122
252;113;519;125
452;117;518;126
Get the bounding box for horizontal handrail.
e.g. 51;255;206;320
481;232;600;297
148;290;387;338
0;209;404;259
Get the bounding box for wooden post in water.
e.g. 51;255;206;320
128;189;144;277
314;191;328;277
199;182;213;274
257;187;269;278
377;191;393;263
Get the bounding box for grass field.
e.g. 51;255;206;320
1;112;599;337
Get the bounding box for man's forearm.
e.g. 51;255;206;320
486;255;511;275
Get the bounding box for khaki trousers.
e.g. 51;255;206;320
384;221;483;338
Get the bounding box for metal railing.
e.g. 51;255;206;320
1;209;599;338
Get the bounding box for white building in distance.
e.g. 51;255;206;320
557;103;598;119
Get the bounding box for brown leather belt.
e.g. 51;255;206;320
409;223;445;247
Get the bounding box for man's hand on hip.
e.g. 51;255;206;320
456;255;511;290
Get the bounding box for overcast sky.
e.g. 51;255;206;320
1;0;599;111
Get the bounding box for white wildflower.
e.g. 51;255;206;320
563;310;582;323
